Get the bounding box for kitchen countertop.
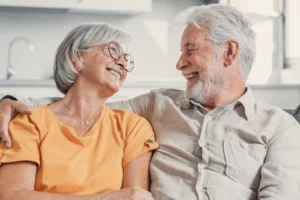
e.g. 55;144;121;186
1;79;300;89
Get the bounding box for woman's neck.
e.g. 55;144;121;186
61;81;110;118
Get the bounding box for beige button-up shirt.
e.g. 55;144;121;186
15;88;300;200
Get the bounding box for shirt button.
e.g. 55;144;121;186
198;185;204;191
198;163;205;170
199;142;206;148
146;139;153;143
207;116;212;121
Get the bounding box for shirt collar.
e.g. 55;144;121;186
236;87;255;120
177;87;255;120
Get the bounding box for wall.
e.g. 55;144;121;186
0;0;202;82
0;0;299;110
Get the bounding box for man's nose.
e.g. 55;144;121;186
176;54;189;71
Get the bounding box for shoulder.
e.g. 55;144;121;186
15;105;48;120
105;107;154;139
11;105;49;128
105;107;151;127
150;88;185;97
9;105;50;139
255;99;299;129
150;88;185;104
107;108;155;144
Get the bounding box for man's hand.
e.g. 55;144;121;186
102;187;154;200
0;99;32;148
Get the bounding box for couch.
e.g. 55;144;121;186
284;105;300;123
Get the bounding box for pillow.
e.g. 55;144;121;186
292;105;300;124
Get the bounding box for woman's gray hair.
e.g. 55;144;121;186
54;23;130;94
177;4;256;79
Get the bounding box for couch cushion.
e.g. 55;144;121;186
292;105;300;124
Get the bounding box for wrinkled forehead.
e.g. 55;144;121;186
119;43;128;53
112;41;129;53
111;37;129;52
180;25;208;48
92;40;128;53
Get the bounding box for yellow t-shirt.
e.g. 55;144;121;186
0;105;158;195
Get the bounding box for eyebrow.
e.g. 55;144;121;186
180;41;198;52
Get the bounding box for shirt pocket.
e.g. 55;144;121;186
223;139;266;189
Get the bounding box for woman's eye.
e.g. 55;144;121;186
110;48;117;52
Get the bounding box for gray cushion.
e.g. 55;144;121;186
283;108;300;124
292;105;300;124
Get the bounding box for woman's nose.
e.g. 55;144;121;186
115;55;127;69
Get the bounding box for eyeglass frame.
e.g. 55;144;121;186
106;41;134;72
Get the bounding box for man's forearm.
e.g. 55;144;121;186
0;93;61;107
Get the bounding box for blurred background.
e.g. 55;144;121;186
0;0;299;109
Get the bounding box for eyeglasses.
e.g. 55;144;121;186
107;41;134;72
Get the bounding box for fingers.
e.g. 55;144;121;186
0;107;11;148
11;101;32;115
102;188;154;200
0;127;11;148
131;187;152;197
0;110;11;148
0;99;31;148
0;113;11;148
128;188;154;200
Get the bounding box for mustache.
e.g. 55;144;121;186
181;66;198;75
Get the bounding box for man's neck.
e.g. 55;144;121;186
202;81;246;111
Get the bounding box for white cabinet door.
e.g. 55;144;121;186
0;0;152;13
72;0;152;13
0;0;79;9
219;0;282;22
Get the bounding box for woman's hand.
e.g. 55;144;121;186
102;187;154;200
0;99;31;148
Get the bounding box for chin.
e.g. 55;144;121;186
185;81;215;103
111;86;120;93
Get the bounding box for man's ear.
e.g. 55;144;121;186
223;40;239;67
69;51;84;72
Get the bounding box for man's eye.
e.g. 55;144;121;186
188;49;195;54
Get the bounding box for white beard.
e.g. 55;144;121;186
185;57;227;103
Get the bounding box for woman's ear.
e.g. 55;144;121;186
223;40;239;67
69;51;84;72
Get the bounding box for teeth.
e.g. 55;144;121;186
108;70;121;79
184;73;198;79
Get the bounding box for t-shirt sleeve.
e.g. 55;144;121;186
122;117;159;168
0;113;41;167
106;92;153;122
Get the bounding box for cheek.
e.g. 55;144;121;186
189;55;206;73
122;71;128;81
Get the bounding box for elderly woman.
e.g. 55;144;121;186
0;23;158;200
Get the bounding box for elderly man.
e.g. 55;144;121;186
0;4;300;200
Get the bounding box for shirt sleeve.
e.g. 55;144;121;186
0;113;41;167
106;92;153;122
122;117;159;168
258;121;300;199
0;93;60;107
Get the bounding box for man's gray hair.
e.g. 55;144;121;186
178;4;256;78
54;23;130;94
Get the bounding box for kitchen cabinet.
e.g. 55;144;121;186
0;0;78;9
219;0;282;23
71;0;152;14
0;0;152;13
